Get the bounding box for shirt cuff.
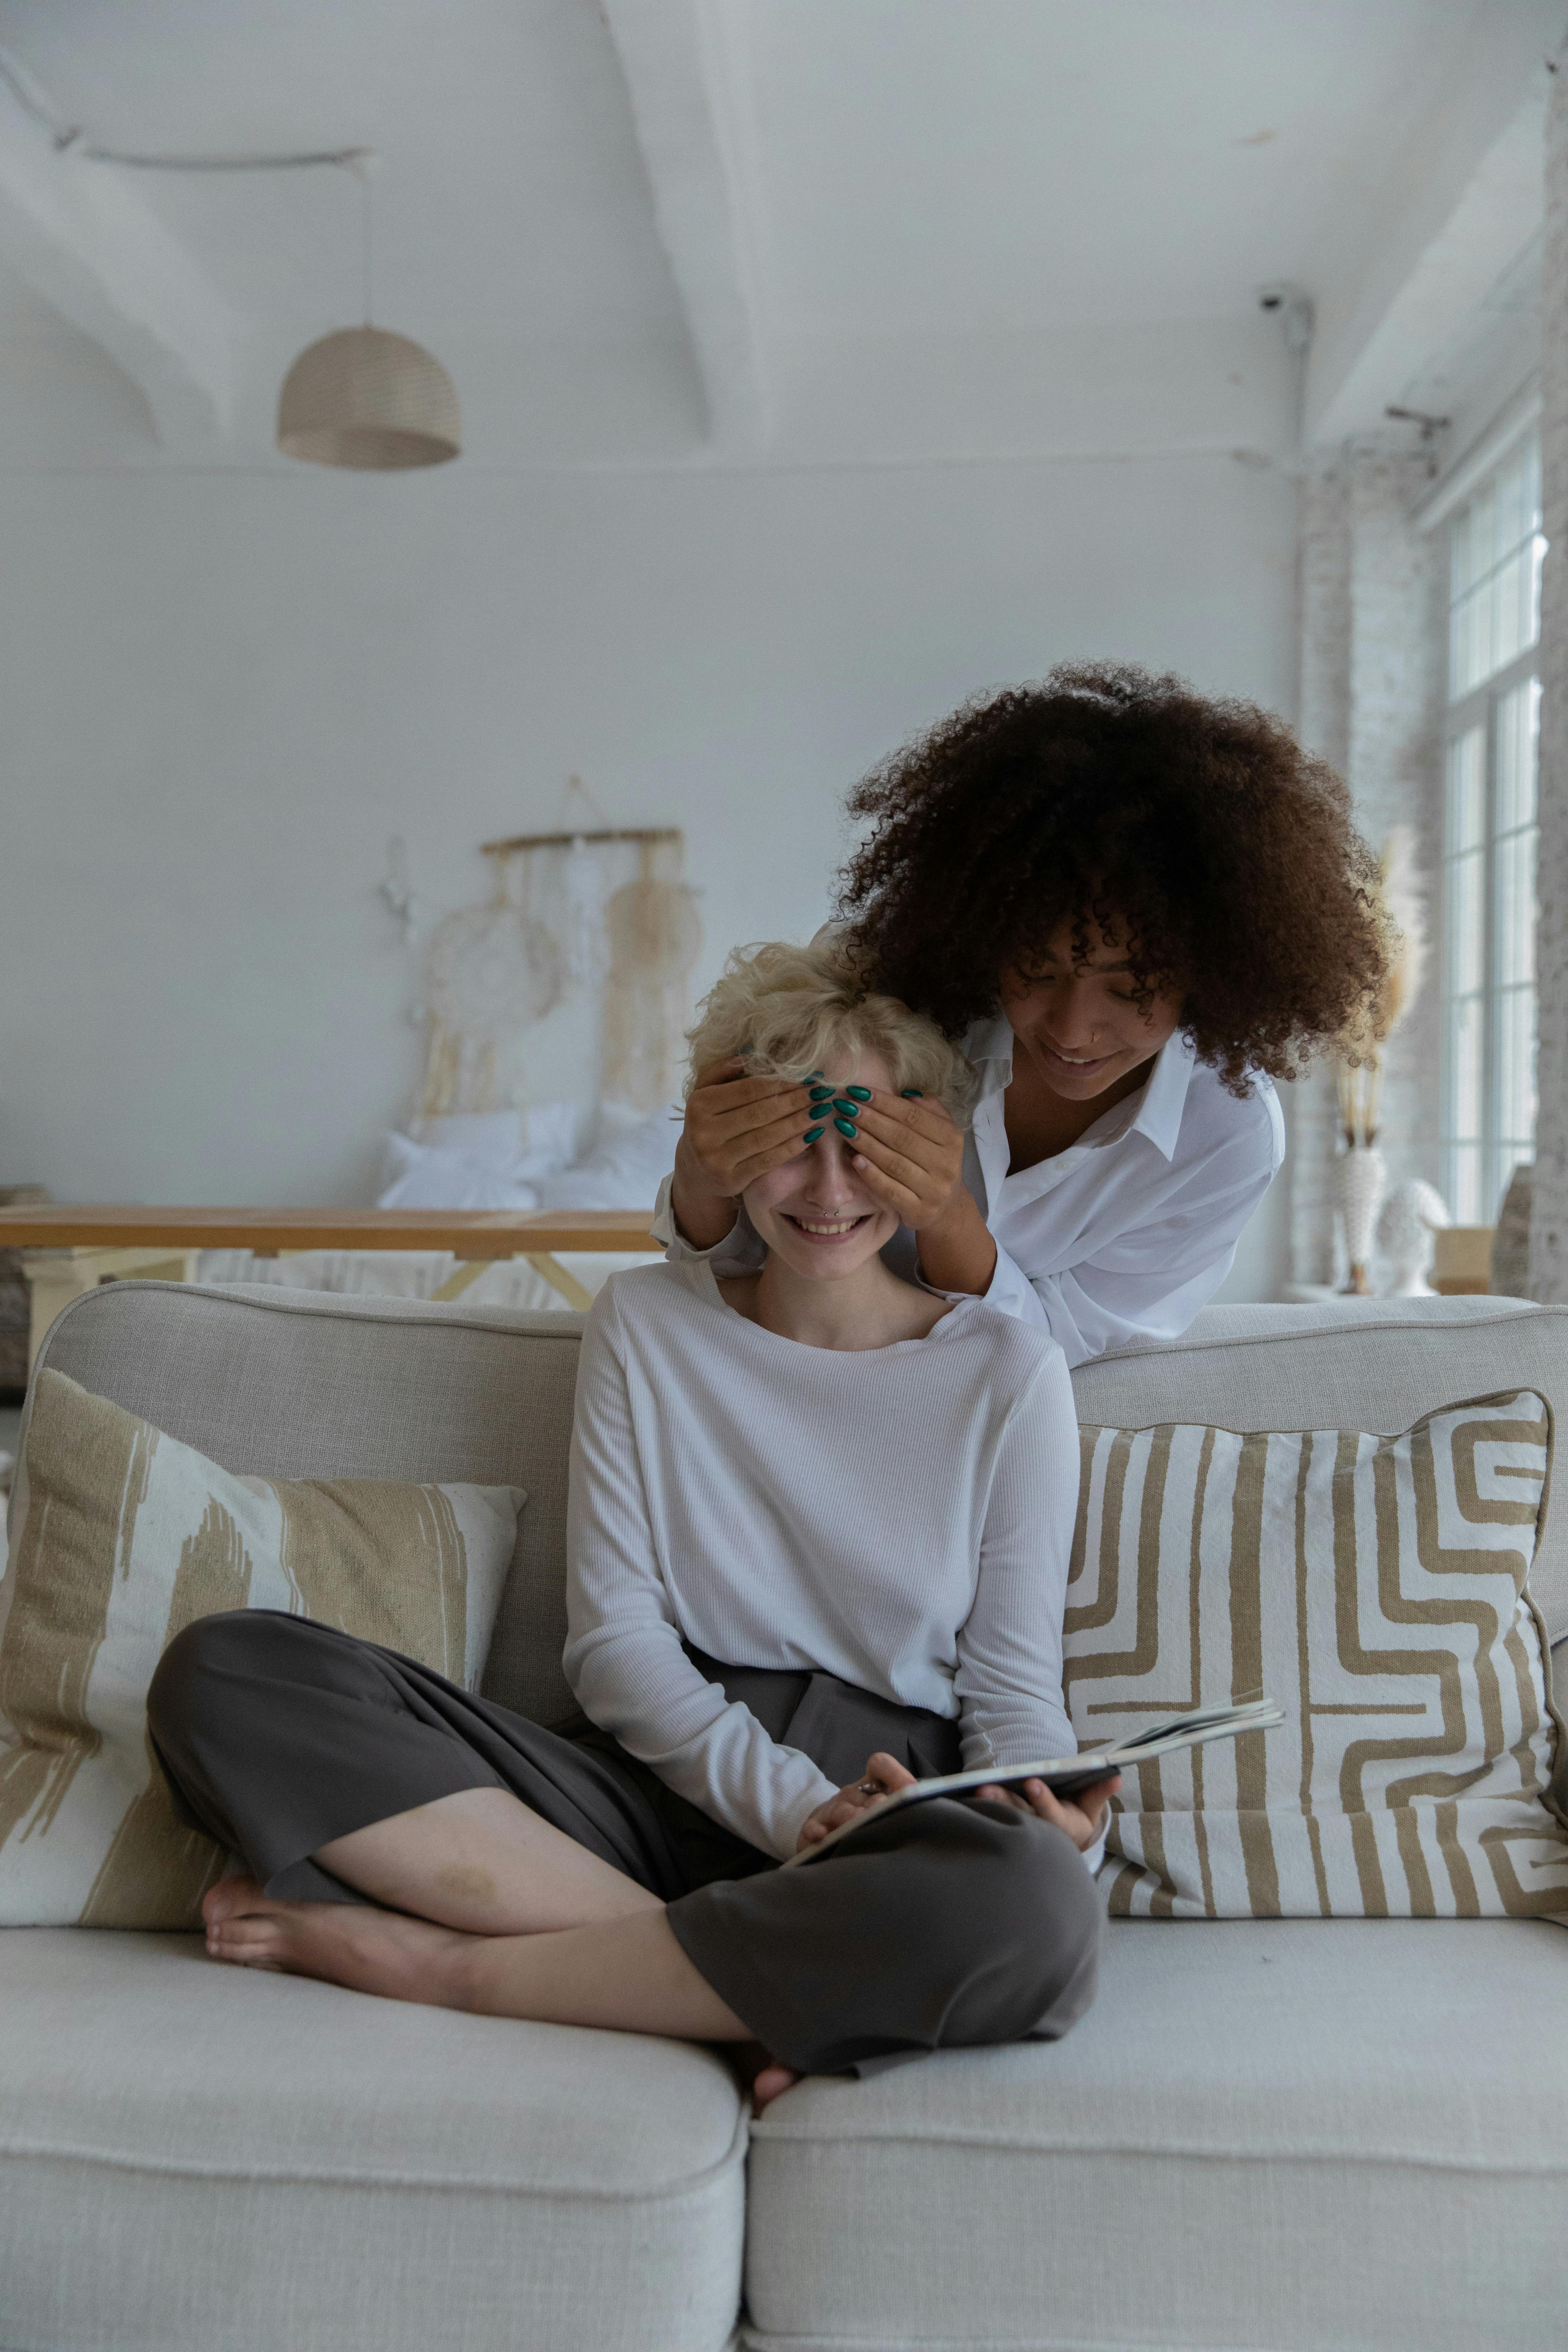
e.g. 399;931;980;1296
976;1239;1050;1326
651;1171;742;1261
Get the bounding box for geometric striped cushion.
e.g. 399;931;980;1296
0;1369;525;1931
1065;1390;1568;1921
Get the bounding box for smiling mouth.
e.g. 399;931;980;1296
1036;1038;1114;1072
786;1214;870;1240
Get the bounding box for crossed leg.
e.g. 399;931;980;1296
202;1786;800;2104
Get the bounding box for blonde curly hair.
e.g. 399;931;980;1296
685;938;974;1126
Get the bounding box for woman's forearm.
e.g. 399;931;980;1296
915;1185;998;1297
565;1616;835;1860
669;1134;741;1251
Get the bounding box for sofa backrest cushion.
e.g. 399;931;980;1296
20;1286;1568;1730
21;1282;584;1726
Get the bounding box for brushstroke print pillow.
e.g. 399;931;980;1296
1065;1390;1568;1921
0;1369;525;1930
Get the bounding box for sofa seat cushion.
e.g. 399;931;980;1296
745;1916;1568;2352
0;1928;745;2352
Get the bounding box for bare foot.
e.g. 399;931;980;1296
750;2062;802;2113
727;2040;803;2115
202;1876;475;2008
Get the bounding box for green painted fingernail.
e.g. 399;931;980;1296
833;1098;859;1115
808;1085;835;1101
807;1070;824;1079
833;1117;858;1139
844;1086;871;1102
901;1088;923;1099
804;1125;824;1143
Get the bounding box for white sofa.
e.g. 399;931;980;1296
2;1282;1565;2352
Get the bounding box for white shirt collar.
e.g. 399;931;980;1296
964;1017;1195;1164
1127;1030;1196;1161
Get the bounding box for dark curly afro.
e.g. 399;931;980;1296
836;662;1389;1093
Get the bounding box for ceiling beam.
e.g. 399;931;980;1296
600;0;771;453
0;64;236;450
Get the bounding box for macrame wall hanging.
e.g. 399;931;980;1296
415;796;700;1118
601;834;704;1113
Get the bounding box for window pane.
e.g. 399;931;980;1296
1446;992;1484;1142
1445;849;1485;995
1493;828;1536;989
1441;429;1542;1232
1494;983;1537;1160
1494;544;1536;673
1446;727;1486;852
1445;1142;1483;1227
1449;589;1487;701
1446;437;1545;700
1494;676;1540;833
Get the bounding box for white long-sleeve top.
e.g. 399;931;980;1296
564;1259;1086;1863
653;1021;1283;1368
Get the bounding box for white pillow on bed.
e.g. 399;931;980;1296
410;1104;582;1167
532;1104;680;1210
378;1099;584;1210
377;1135;542;1211
376;1100;677;1212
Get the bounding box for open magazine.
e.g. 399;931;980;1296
781;1695;1284;1868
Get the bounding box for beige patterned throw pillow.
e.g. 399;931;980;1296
1065;1389;1568;1921
0;1370;526;1930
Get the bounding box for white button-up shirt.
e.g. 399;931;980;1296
952;1016;1283;1363
654;1017;1284;1368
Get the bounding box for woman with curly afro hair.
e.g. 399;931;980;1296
660;664;1390;1365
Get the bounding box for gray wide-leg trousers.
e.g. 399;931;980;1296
147;1609;1104;2078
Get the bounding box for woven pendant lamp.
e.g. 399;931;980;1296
277;325;460;469
278;157;459;470
0;54;458;471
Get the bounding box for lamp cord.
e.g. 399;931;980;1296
357;160;374;326
0;41;369;174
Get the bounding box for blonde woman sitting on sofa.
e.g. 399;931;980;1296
147;940;1114;2108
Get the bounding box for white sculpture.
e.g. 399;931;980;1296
1374;1178;1450;1298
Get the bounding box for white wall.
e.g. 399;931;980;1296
0;440;1297;1291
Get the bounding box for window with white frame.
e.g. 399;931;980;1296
1440;426;1544;1225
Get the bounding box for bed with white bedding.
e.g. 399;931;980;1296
196;1102;675;1311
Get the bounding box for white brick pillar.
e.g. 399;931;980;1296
1531;43;1568;1299
1289;443;1443;1288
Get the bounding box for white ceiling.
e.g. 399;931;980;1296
0;0;1556;467
748;0;1477;334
